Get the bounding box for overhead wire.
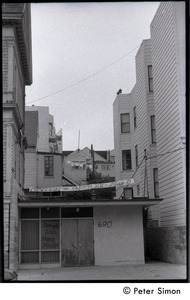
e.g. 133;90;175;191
26;44;140;105
118;146;185;199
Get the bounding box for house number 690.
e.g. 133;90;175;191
98;221;112;228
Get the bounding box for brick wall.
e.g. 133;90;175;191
145;226;186;264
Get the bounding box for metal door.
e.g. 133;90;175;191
61;219;94;267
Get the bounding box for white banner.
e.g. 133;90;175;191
29;179;134;193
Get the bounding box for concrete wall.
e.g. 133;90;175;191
94;206;145;265
145;226;186;264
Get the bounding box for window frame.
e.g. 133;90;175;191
135;145;138;167
120;113;130;133
44;156;54;176
148;65;153;92
122;150;132;170
151;115;156;144
153;168;159;198
133;106;137;129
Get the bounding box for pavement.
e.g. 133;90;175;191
17;261;187;281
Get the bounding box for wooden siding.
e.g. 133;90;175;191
24;152;37;188
150;2;186;226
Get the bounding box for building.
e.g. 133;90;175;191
19;105;161;268
62;147;115;186
146;2;186;264
2;3;33;272
113;2;186;264
24;106;63;191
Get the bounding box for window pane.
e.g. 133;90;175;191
148;65;153;77
122;150;132;170
149;78;153;92
21;252;39;263
21;208;39;219
121;113;129;122
41;251;59;262
41;207;59;218
121;113;130;133
45;156;54;176
121;123;130;133
41;220;59;249
21;220;39;250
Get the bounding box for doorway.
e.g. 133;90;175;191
61;218;94;267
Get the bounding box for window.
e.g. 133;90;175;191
121;113;130;133
44;156;54;176
148;65;153;92
135;145;138;167
122;150;132;170
124;188;133;199
137;185;140;195
153;168;159;197
133;106;137;128
151;115;156;143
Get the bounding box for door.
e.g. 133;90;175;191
61;219;94;267
61;219;78;267
78;219;94;266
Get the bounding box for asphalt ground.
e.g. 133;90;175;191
17;261;187;282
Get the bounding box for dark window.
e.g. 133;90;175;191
61;207;93;218
122;150;132;170
135;145;138;167
153;168;159;198
133;106;137;128
21;208;39;219
151;116;156;143
121;113;130;133
148;65;153;92
41;207;60;218
44;156;54;176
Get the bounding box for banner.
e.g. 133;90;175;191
29;179;134;193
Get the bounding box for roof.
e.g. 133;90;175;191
25;111;38;146
2;3;32;85
62;151;74;157
18;197;163;208
95;151;107;160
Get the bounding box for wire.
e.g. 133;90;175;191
26;44;140;105
119;156;145;199
118;146;185;199
147;147;185;160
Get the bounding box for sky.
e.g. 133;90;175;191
25;2;160;151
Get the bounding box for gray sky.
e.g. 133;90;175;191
25;2;160;151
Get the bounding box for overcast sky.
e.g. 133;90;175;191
25;2;160;151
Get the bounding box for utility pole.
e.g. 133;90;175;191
91;144;95;179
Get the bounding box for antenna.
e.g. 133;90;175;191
78;130;80;151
